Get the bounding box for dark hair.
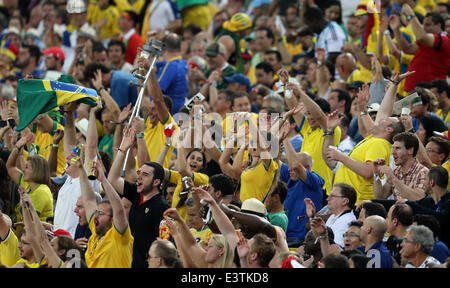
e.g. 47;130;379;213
108;39;126;54
84;63;111;81
314;97;331;114
427;136;450;163
271;181;288;203
431;79;450;98
361;202;387;219
323;0;343;24
391;203;414;226
349;254;370;268
340;114;350;129
186;148;207;173
98;150;112;173
256;27;275;42
210;173;235;197
92;41;107;54
425;12;445;30
413;214;441;240
331;89;351;114
183;23;202;36
162;95;173;114
22;44;41;65
429;166;449;189
334;183;357;209
143;162;165;182
255;61;274;74
264;50;282;62
304;6;325;24
123;10;139;25
348;220;363;229
322;253;349;268
223;90;237;102
393;132;420;157
419;115;448;143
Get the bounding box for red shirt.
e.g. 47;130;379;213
124;32;142;64
405;33;450;92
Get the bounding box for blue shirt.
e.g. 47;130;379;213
358;240;393;268
156;57;188;114
431;240;450;263
280;163;324;240
110;70;138;108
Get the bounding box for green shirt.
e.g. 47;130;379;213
267;210;288;232
205;64;237;90
98;133;114;159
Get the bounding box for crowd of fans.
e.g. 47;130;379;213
0;0;450;269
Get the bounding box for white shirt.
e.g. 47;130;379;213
315;21;347;58
326;210;356;248
148;0;177;32
53;175;101;238
405;256;441;268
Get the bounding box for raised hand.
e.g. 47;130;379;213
192;186;215;205
118;103;133;124
163;208;183;222
277;69;290;84
16;132;34;149
391;71;416;84
91;69;103;91
304;198;316;218
327;110;343;130
310;216;327;238
53;129;64;145
121;126;137;150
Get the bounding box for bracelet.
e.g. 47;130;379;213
164;143;171;148
52;144;59;148
388;78;400;85
116;147;126;154
135;132;145;138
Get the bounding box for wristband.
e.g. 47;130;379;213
323;129;334;136
116;147;126;154
52;144;59;148
135;132;145;138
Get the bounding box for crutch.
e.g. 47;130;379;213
120;39;164;177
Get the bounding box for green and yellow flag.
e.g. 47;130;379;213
16;78;98;131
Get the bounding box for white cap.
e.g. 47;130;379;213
53;24;64;39
5;26;20;36
67;0;87;14
75;118;88;137
25;28;40;39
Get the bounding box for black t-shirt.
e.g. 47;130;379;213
385;236;403;266
123;181;169;268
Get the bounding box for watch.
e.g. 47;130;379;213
135;132;145;138
405;14;416;21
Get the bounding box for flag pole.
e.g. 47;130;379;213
120;40;164;177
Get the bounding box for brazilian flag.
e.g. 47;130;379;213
16;78;98;131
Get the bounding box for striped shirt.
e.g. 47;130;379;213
315;21;347;58
393;159;429;200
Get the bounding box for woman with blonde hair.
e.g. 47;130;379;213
6;132;53;223
164;208;236;268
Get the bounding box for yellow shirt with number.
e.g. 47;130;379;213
144;114;178;169
32;122;66;176
85;213;134;268
299;115;341;195
169;170;209;221
334;135;392;204
240;159;278;203
15;174;53;223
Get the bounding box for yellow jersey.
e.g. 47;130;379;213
16;174;53;223
32;122;66;176
144;114;178;169
358;31;389;83
190;227;213;244
168;170;209;221
0;228;40;268
88;5;121;40
85;213;134;268
435;108;450;128
299;116;341;195
334;135;392;204
240;159;278;203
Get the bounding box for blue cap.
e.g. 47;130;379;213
224;74;251;91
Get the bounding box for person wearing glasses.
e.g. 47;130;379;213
400;225;441;268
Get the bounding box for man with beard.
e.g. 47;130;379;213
373;132;429;201
14;44;43;79
108;126;169;268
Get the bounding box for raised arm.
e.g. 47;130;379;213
107;126;136;195
322;111;343;170
315;48;331;98
91;70;121;122
6;132;34;185
63;107;78;159
76;157;98;222
390;14;418;54
282;125;308;182
147;69;169;125
164;208;207;268
48;129;64;177
85;100;102;162
402;4;436;48
95;160;128;233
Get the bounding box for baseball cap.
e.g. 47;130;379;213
224;74;251;91
75;118;88;137
241;198;267;218
205;42;226;58
43;46;65;61
347;81;365;90
67;0;87;14
5;26;20;36
367;103;380;114
222;12;252;32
